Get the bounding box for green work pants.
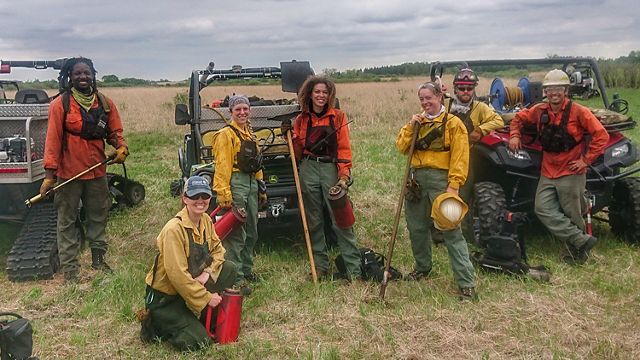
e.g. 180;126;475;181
404;168;475;289
145;261;237;351
223;172;258;284
54;176;111;275
535;174;589;248
299;159;361;278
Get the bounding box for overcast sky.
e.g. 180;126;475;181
1;0;638;81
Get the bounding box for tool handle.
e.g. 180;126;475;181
380;122;420;300
287;130;318;284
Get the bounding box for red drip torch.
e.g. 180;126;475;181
205;288;244;344
586;194;595;236
210;206;247;241
327;185;355;229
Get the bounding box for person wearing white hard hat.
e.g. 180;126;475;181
509;69;609;265
396;81;476;300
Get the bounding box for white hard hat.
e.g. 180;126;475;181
542;69;570;87
431;192;468;231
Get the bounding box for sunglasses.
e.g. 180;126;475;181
456;86;475;92
187;193;211;200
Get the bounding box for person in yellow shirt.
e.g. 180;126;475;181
212;95;266;294
396;81;476;300
142;175;237;351
440;68;505;240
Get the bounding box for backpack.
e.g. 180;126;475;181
0;312;36;360
335;247;403;282
474;211;531;275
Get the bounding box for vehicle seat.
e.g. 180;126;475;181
15;89;50;104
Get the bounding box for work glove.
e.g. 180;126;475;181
112;146;129;164
39;178;56;197
335;175;350;190
217;193;233;209
280;118;292;135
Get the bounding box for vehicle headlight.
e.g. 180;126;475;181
611;143;629;158
506;149;531;161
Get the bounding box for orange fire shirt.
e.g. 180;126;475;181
292;108;353;179
44;93;127;180
510;99;609;179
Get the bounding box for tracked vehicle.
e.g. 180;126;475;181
0;59;145;281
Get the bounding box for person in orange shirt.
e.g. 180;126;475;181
41;57;129;283
281;76;361;280
509;69;609;264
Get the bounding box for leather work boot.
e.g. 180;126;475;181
459;287;477;301
562;236;597;266
91;248;114;273
404;269;431;281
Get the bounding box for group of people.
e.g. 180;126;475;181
41;57;608;351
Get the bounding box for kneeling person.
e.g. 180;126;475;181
142;176;237;351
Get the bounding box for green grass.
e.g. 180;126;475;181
1;93;640;359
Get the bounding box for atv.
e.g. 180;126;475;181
0;59;145;281
429;57;640;244
172;60;314;227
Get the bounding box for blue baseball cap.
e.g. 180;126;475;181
183;176;212;197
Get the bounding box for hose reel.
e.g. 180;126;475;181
490;77;534;113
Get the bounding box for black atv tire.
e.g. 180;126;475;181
609;177;640;243
473;181;507;247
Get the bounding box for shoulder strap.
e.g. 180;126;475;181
561;101;572;127
149;254;160;287
226;124;245;142
96;91;111;113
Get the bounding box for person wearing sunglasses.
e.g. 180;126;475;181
509;69;609;265
141;175;237;351
212;95;265;294
438;68;504;241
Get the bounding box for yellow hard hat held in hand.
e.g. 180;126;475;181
431;192;468;231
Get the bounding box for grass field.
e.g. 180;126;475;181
1;78;639;359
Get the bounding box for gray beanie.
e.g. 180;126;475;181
228;95;250;110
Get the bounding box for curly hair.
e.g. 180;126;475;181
297;75;336;113
57;57;98;93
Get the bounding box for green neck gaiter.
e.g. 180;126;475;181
71;87;96;112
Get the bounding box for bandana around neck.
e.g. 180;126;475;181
71;87;96;112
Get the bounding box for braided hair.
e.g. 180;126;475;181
57;57;98;94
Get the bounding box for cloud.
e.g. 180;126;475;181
0;0;638;81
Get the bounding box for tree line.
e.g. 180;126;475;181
324;51;640;88
13;51;640;89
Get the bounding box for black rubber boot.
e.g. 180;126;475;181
91;249;114;273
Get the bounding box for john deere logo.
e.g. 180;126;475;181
268;175;279;184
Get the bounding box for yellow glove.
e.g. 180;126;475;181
336;175;350;189
217;194;233;209
112;146;129;164
39;178;56;197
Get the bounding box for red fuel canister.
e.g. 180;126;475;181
327;185;355;228
210;206;247;241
